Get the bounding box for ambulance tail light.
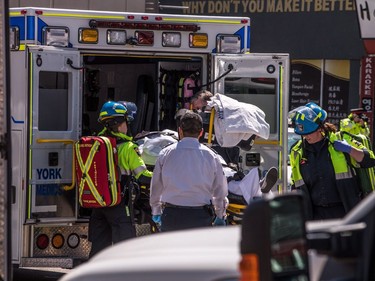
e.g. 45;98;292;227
10;26;20;50
217;34;241;53
36;234;49;250
43;27;69;47
189;33;208;48
51;233;65;249
162;32;181;47
107;29;127;45
67;233;80;249
239;253;260;281
79;28;98;44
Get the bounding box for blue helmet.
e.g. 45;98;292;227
289;102;327;135
118;101;137;123
293;107;322;135
98;101;127;125
305;102;327;123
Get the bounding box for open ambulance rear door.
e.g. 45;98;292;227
14;45;86;267
211;53;290;191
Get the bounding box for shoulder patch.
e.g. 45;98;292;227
133;146;141;156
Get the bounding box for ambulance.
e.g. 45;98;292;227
9;7;290;268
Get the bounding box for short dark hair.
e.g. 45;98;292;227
180;110;203;137
191;90;213;102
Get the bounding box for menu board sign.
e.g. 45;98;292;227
290;60;322;110
322;60;350;126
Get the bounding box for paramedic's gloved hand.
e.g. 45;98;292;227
334;140;352;154
213;217;226;226
152;215;161;225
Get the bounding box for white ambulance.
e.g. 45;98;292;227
9;7;290;268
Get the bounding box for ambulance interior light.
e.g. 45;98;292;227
107;29;127;45
162;32;181;47
217;34;241;53
79;28;99;44
43;27;69;47
189;33;208;48
10;26;20;51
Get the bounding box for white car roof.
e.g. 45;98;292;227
60;225;241;281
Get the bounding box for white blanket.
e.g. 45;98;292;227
228;168;261;204
207;94;270;147
136;130;178;166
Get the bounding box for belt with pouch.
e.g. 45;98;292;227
164;202;215;216
164;202;207;209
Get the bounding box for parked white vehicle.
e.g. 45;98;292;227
60;192;375;281
59;226;241;281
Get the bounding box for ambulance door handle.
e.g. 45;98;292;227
36;139;76;191
66;58;84;70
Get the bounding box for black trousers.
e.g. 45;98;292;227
88;198;136;258
312;204;346;220
161;206;213;232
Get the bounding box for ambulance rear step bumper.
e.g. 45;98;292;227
21;257;84;269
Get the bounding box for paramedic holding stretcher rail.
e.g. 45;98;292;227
89;101;153;258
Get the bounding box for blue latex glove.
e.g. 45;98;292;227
334;140;352;154
213;217;226;226
152;215;161;224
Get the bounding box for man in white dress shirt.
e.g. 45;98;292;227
150;111;228;231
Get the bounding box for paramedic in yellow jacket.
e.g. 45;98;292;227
289;102;375;221
340;108;370;138
88;101;152;258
